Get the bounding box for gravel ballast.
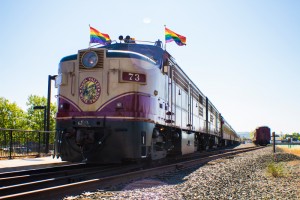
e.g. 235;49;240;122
65;147;300;200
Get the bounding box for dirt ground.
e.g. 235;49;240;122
277;145;300;177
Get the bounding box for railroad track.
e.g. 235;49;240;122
0;146;263;200
0;163;84;179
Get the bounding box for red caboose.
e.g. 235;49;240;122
252;126;271;146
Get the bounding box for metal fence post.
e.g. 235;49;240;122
26;132;29;154
9;130;13;159
38;131;41;157
4;131;7;153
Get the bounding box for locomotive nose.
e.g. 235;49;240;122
76;129;95;145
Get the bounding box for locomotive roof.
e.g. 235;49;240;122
60;43;164;64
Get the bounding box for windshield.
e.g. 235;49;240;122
103;43;165;68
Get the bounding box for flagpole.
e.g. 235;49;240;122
89;24;91;49
164;24;166;51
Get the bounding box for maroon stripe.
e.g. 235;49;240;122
57;92;157;119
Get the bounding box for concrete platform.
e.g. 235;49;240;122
0;156;70;173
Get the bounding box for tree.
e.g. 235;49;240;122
26;95;57;131
0;96;57;151
283;133;300;141
249;130;254;140
0;97;27;129
0;98;29;147
292;132;299;141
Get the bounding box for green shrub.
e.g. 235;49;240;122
266;162;287;177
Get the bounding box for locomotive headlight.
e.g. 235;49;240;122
82;51;98;68
116;102;123;109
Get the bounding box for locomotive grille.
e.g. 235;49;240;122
78;49;105;69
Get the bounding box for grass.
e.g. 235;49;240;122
266;145;300;178
277;145;300;156
266;161;287;178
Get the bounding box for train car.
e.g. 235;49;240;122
252;126;271;146
54;36;239;163
221;119;240;146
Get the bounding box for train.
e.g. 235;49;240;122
252;126;271;146
54;36;240;163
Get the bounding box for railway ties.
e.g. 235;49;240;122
0;146;264;200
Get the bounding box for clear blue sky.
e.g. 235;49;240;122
1;0;299;134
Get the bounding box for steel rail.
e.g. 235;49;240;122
0;164;140;197
0;163;84;178
0;164;114;186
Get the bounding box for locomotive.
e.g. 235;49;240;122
252;126;271;146
54;36;239;163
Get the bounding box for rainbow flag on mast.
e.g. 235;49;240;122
165;27;186;46
90;26;111;45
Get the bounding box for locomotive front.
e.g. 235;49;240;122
55;42;165;163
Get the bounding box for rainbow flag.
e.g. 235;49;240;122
165;27;186;46
90;26;111;45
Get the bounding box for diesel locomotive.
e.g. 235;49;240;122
54;36;239;163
